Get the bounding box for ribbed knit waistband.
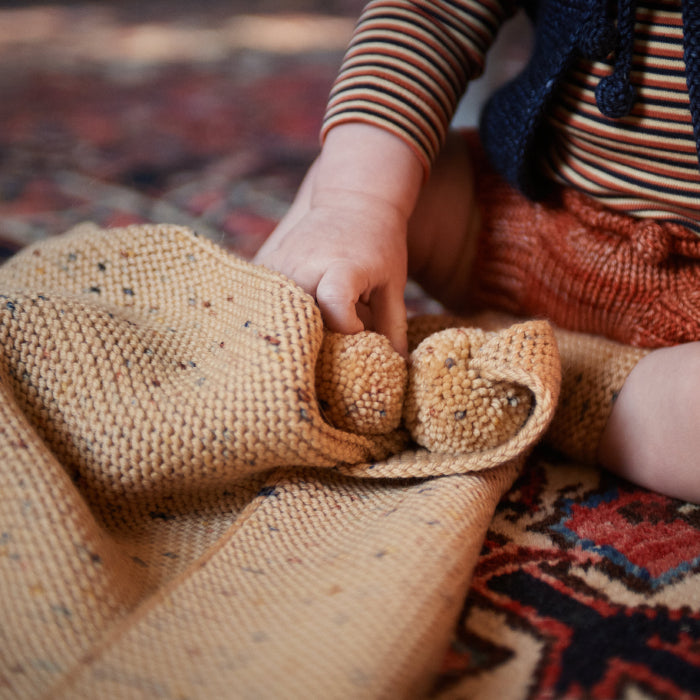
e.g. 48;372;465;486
560;188;700;264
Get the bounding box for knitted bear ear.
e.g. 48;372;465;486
408;319;560;462
315;331;407;435
403;327;534;456
339;316;561;479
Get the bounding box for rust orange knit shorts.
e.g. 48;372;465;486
465;132;700;348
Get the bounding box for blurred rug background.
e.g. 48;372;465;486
2;2;699;698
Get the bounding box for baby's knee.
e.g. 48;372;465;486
598;342;700;502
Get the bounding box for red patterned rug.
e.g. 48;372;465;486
2;3;699;698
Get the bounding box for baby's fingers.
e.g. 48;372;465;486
371;284;408;358
315;263;367;336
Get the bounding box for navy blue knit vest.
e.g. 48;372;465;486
479;0;700;199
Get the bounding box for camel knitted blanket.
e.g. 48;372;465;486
1;222;564;699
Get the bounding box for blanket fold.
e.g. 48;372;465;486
1;223;562;699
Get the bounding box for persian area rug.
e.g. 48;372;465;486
1;3;699;698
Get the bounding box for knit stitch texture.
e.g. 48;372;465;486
1;222;564;699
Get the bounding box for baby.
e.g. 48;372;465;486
255;0;700;502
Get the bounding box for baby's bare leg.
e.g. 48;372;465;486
598;342;700;502
407;131;480;312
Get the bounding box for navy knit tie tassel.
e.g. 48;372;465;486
595;0;638;119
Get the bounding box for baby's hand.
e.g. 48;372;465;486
254;124;424;358
255;180;410;356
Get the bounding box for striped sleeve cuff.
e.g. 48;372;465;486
322;0;512;174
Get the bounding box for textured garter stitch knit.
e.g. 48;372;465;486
1;223;569;699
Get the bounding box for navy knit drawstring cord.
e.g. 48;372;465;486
579;0;617;60
593;0;638;119
576;0;636;118
681;0;700;160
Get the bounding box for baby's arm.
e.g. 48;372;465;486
255;0;512;354
254;123;423;357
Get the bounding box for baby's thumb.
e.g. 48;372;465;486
316;263;367;336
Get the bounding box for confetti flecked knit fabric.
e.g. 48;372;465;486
1;221;649;698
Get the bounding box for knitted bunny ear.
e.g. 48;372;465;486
339;315;561;479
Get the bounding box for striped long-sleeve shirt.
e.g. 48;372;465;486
324;0;700;233
322;0;513;174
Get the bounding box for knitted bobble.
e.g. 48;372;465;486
315;331;407;435
595;71;637;119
